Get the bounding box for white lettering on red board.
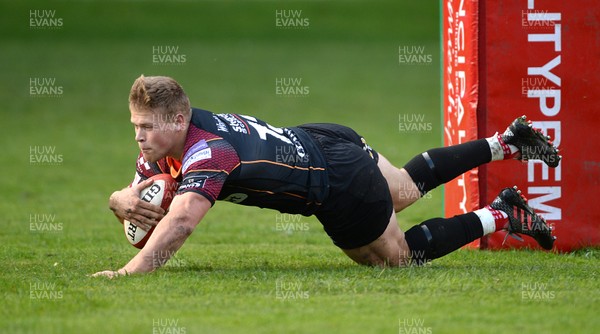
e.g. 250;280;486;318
525;0;562;225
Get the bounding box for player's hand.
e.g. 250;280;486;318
109;179;165;231
90;268;128;279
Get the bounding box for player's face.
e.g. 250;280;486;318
130;107;176;163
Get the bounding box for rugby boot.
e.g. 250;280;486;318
490;186;556;250
501;115;561;168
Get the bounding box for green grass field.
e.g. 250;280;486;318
1;1;598;333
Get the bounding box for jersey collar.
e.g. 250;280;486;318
166;156;182;179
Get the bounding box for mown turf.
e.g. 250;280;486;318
1;1;598;333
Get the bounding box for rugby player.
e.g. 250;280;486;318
92;75;560;278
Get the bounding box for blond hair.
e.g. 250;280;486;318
129;75;191;120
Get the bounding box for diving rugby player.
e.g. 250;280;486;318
93;76;559;278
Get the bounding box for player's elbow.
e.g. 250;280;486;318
169;214;197;238
166;192;211;237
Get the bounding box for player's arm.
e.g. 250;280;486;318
92;191;210;278
108;179;166;231
94;139;239;278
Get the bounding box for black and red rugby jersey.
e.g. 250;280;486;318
132;108;329;216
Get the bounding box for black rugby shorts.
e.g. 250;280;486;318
300;123;393;249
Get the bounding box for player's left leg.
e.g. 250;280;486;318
379;115;561;213
342;208;486;267
342;185;555;267
342;212;411;267
403;185;555;265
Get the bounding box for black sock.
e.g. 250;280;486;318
403;139;491;194
404;213;483;265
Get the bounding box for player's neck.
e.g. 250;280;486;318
166;123;189;161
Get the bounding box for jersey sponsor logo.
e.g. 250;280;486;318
217;114;248;134
182;140;211;173
184;140;209;158
182;148;212;173
283;128;306;158
179;175;208;191
213;115;229;132
222;193;248;204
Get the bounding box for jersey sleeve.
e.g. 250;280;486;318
129;153;169;187
177;139;240;205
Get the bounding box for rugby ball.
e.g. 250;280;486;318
124;174;178;249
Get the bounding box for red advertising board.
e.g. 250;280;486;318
442;0;481;250
479;0;600;251
444;0;600;251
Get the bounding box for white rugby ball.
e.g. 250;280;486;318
124;174;178;249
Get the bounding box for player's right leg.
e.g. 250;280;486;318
380;115;561;213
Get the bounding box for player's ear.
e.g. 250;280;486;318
175;113;186;131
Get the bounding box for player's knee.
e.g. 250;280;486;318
386;231;412;267
344;243;411;268
364;251;410;268
383;245;412;267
